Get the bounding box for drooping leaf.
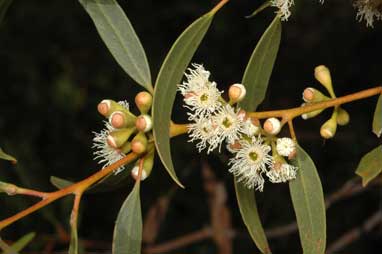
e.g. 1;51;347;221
240;15;281;111
289;145;326;254
372;94;382;137
112;182;142;254
152;10;218;188
3;232;35;254
0;148;16;163
245;1;271;19
0;0;12;25
78;0;152;91
234;180;270;254
355;145;382;186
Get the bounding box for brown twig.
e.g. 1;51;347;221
326;211;382;254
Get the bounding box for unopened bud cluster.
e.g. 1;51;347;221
93;92;155;179
179;64;298;191
301;65;350;139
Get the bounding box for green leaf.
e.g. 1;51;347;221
50;176;73;189
355;145;382;186
112;182;142;254
0;148;16;163
289;145;326;254
0;0;13;25
3;232;35;254
245;1;271;19
78;0;152;91
372;94;382;137
240;15;281;111
152;11;217;188
234;180;270;254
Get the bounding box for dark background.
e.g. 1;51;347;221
0;0;381;253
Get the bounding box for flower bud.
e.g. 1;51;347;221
314;65;335;97
228;83;246;104
131;147;155;181
302;87;329;102
131;132;148;154
135;115;153;132
320;117;337;139
264;117;281;135
135;91;153;114
97;100;129;118
107;128;136;148
109;110;137;129
336;107;350;126
0;182;17;195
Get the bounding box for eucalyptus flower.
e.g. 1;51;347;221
92;122;126;174
228;137;272;191
213;104;245;147
276;137;296;157
178;64;222;120
267;162;298;183
188;117;219;153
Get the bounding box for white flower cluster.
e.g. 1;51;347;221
179;64;298;191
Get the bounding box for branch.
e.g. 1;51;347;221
0;152;139;230
326;210;382;254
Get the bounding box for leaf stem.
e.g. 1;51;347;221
210;0;229;15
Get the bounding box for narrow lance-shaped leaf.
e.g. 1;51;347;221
234;180;270;254
0;147;16;163
245;1;271;19
372;93;382;137
233;15;281;254
152;6;222;187
355;145;382;186
289;145;326;254
240;15;281;111
0;0;13;25
78;0;152;91
112;181;142;254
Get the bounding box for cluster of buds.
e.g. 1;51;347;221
93;92;155;180
180;64;298;191
301;65;350;139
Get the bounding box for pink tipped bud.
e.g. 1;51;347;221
302;88;315;102
302;87;329;102
110;111;126;129
97;100;111;116
228;83;246;104
131;132;148;154
131;166;148;181
135;115;153;132
135;91;153;114
264;117;281;135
